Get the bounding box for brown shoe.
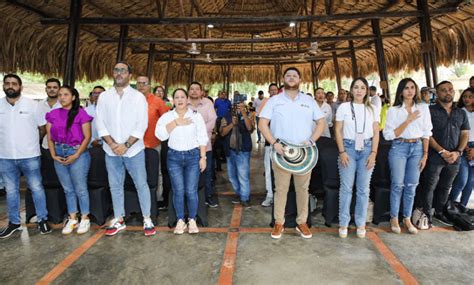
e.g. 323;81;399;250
271;223;284;239
296;223;312;239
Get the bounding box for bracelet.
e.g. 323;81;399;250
200;156;207;160
272;139;280;146
371;151;377;154
339;150;346;154
438;149;446;155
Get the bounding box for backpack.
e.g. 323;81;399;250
444;201;474;231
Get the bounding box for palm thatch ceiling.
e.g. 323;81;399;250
0;0;473;85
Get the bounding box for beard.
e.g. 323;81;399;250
438;95;453;103
47;92;58;99
283;82;299;91
4;88;21;99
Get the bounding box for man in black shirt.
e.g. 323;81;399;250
421;81;470;226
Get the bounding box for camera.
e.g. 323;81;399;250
232;94;248;117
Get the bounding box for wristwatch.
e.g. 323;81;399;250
124;142;132;148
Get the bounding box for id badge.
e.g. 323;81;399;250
355;133;364;151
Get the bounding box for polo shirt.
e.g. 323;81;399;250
214;98;232;118
430;103;470;154
259;91;325;144
0;96;46;159
188;97;217;151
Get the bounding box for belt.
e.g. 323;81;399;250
395;138;421;143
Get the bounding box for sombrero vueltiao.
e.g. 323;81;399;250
271;139;319;175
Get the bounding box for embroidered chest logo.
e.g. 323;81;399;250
300;104;310;109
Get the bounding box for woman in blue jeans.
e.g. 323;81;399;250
46;86;92;235
450;88;474;207
335;77;380;238
383;78;432;234
155;89;208;235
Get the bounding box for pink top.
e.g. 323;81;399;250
46;108;93;146
187;97;217;151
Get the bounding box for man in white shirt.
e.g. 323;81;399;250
85;85;105;147
314;87;333;138
96;62;155;237
254;90;265;143
0;74;51;238
259;67;326;240
370;86;382;111
39;78;62;149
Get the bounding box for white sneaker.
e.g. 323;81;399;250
261;197;273;207
339;227;348;238
77;219;90;234
356;228;366;238
62;219;78;235
174;219;187;235
188;219;199;234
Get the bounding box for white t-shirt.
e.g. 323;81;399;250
39;99;61;149
254;97;264;116
0;97;46;159
371;95;382;111
318;102;333;138
336;102;380;140
463;107;474;142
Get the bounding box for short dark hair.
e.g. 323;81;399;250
173;88;188;98
45;78;61;87
92;85;106;91
188;81;202;91
268;83;278;90
258;90;264;95
315;87;324;92
369;86;377;91
326;91;334;96
435;80;452;91
115;61;133;73
3;74;22;86
283;67;301;78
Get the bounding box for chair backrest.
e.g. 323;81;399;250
319;140;340;189
372;142;391;188
88;147;109;188
40;148;61;188
124;148;159;189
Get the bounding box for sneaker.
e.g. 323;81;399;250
0;223;22;239
231;197;241;205
296;223;312;239
174;219;187;235
62;219;78;235
38;220;52;235
143;218;156;236
271;223;284;239
261;197;273;207
433;212;453;226
205;197;219;208
77;219;90;235
105;218;126;236
356;227;366;238
188;219;199;234
241;200;251;209
338;227;348;238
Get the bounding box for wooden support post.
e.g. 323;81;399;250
349;40;358;79
371;19;390;100
188;63;195;85
146;43;155;81
164;55;173;95
63;0;82;87
226;64;231;98
116;25;129;62
417;0;438;86
332;51;342;92
274;64;282;86
221;65;226;92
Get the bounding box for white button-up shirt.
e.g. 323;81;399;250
39;99;61;149
0;96;46;159
383;103;432;141
85;104;100;145
155;108;208;151
95;85;148;157
318;102;333;138
463;107;474;142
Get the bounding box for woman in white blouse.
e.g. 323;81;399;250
383;78;432;234
335;77;380;239
155;88;208;235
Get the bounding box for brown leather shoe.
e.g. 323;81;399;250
296;223;312;239
271;223;284;239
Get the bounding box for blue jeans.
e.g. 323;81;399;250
227;150;251;202
256;117;261;141
105;150;151;218
0;173;4;188
204;151;214;198
450;142;474;206
167;148;200;220
388;140;423;218
54;144;91;215
0;157;48;224
338;139;374;227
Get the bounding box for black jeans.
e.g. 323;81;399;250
420;154;460;217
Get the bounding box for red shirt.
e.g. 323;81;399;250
144;94;170;148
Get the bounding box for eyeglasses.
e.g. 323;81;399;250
113;68;129;74
136;82;149;86
91;92;101;96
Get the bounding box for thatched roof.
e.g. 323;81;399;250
0;0;473;85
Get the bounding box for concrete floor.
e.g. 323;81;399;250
1;142;474;285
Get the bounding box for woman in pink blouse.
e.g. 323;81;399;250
46;86;92;235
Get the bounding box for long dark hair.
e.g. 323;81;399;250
393;78;420;107
349;77;372;110
60;85;81;130
457;88;474;108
